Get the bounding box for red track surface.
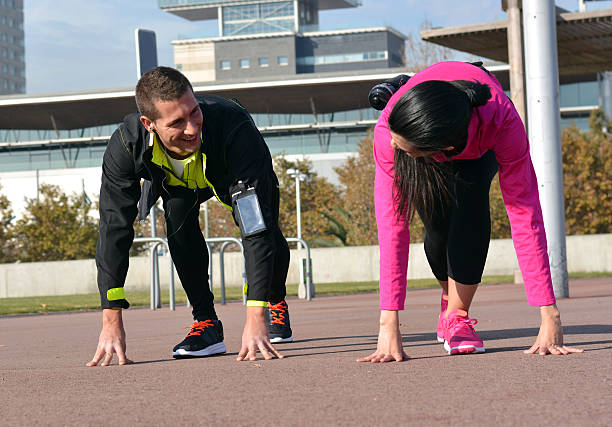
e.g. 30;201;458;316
1;277;611;426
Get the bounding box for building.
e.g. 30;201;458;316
159;0;406;83
1;2;612;219
0;0;24;95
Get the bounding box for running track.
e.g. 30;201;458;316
1;277;610;425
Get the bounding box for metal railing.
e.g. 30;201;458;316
135;235;314;309
287;237;314;301
204;237;246;305
133;237;175;311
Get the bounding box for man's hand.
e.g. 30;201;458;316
357;310;409;363
237;306;284;361
524;304;584;356
86;309;133;366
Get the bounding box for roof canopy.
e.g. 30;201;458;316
0;69;403;130
421;8;612;76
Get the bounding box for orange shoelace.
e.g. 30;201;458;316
183;320;214;337
268;301;287;325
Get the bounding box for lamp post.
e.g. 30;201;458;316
286;168;305;248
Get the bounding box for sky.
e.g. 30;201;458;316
22;0;607;94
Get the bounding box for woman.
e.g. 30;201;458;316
358;61;582;362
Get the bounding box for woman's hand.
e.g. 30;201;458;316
524;304;584;356
357;310;409;363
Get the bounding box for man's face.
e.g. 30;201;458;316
140;90;203;160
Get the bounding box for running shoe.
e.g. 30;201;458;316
443;309;485;355
266;300;293;343
436;292;449;343
172;319;226;358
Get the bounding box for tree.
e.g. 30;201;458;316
12;184;99;262
489;175;512;239
0;184;16;263
562;110;612;234
334;134;427;246
406;19;455;72
334;134;378;246
274;155;343;247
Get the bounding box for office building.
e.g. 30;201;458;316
0;0;24;95
159;0;405;82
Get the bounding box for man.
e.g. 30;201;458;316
87;66;292;366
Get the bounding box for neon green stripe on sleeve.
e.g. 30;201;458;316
107;288;126;301
246;300;268;307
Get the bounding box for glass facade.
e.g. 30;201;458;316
0;79;605;173
560;80;599;107
0;109;379;172
221;1;295;36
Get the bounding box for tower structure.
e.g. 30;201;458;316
159;0;406;83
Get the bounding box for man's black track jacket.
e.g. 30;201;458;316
96;95;278;309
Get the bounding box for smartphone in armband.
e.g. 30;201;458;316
232;184;267;237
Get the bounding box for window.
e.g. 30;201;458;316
258;57;269;67
239;58;250;68
220;60;231;70
278;56;288;66
296;51;388;66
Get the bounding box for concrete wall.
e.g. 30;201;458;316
214;34;297;80
1;234;610;299
174;41;216;83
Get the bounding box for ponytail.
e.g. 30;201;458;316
449;80;492;107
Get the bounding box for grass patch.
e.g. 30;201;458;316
0;272;607;316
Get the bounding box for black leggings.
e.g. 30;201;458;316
417;150;499;285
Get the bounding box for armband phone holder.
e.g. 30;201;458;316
232;181;267;237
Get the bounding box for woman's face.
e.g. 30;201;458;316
390;131;455;158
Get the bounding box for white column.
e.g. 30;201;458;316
522;0;569;298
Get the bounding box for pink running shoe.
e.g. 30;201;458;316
443;309;485;355
436;293;449;343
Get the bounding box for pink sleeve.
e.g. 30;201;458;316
494;114;556;306
374;110;411;310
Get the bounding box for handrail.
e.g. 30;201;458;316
205;237;246;305
286;237;314;301
133;235;313;308
133;237;175;311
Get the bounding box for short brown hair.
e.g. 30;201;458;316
135;66;194;120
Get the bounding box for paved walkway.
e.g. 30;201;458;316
1;277;611;426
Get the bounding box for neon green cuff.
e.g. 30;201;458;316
243;282;248;295
107;288;126;301
246;300;268;307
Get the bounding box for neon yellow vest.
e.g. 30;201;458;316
148;133;232;211
149;133;207;189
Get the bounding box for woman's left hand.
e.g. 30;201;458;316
524;304;584;356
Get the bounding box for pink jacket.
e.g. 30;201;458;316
374;61;557;310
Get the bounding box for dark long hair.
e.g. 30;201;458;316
388;80;491;223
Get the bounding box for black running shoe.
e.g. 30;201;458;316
266;301;293;343
172;319;226;358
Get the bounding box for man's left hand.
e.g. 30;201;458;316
237;306;284;361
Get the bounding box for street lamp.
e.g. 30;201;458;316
286;168;306;248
